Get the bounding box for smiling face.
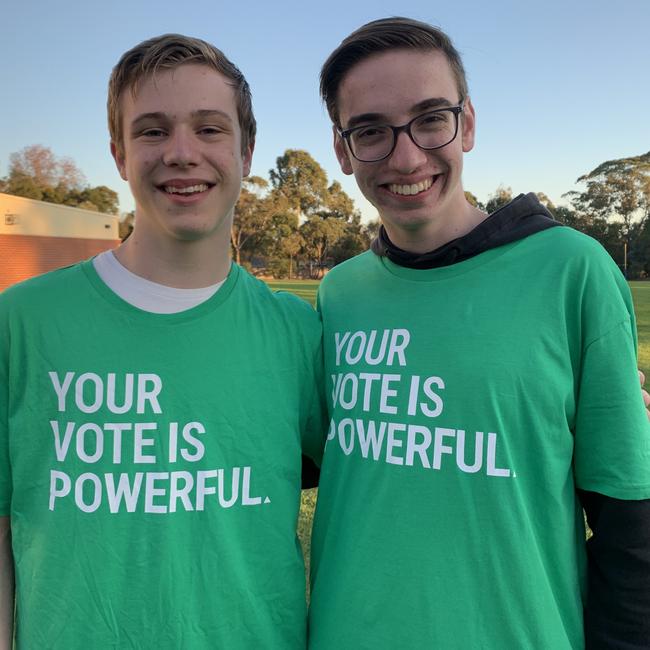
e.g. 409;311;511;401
111;63;252;246
334;49;478;252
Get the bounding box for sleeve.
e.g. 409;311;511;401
294;294;327;470
579;490;650;649
299;316;328;470
0;296;11;516
573;319;650;499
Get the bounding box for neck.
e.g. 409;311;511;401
384;201;487;254
115;226;232;289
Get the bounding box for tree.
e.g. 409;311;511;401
2;144;119;214
464;191;485;211
3;172;44;200
324;180;356;220
330;219;371;265
485;186;513;214
535;192;556;214
300;216;347;278
570;152;650;230
264;199;302;279
269;150;328;217
64;186;119;214
119;212;135;241
266;149;366;274
629;217;650;277
565;152;650;276
364;219;381;242
231;176;271;266
8;144;85;191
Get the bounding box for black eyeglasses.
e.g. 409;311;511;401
338;100;465;163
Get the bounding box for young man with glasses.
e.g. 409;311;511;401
0;34;325;649
308;17;650;649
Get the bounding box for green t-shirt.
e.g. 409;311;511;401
0;260;325;649
308;228;650;650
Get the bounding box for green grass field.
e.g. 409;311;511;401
265;280;319;308
631;281;650;378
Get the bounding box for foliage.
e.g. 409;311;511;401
120;212;135;241
485;185;513;214
231;176;271;265
2;144;119;214
300;215;347;278
564;152;650;276
573;152;650;230
230;149;367;278
9;144;85;191
464;191;485;210
65;185;119;214
269;149;328;217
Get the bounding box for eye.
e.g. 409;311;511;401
420;112;448;124
353;125;390;142
197;124;229;137
414;111;451;133
140;127;167;138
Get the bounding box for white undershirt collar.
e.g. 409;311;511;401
93;250;225;314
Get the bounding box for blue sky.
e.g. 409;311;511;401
2;0;649;221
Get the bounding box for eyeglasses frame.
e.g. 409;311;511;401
338;100;466;163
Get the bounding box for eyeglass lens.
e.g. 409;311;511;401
349;109;459;162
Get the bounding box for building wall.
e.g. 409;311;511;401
1;193;121;292
1;192;119;239
0;234;119;291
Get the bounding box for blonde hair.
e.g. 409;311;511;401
108;33;256;155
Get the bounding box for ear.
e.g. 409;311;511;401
241;138;254;178
333;126;354;176
110;141;128;181
461;96;476;153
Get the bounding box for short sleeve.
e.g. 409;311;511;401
574;318;650;498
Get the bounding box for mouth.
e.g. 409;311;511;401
160;182;214;196
383;176;438;197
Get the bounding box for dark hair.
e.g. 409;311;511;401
108;33;256;155
320;17;468;125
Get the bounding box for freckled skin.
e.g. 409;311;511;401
110;64;253;286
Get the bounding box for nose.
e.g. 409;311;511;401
387;130;428;173
162;128;200;168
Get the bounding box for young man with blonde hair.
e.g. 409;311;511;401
0;34;324;649
309;17;650;649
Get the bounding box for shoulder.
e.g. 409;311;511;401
528;226;615;264
525;227;633;330
234;266;321;333
0;262;88;314
520;226;624;286
320;250;376;289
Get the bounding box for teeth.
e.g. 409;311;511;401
388;178;433;196
164;184;209;194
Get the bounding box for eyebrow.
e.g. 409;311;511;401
344;97;457;129
130;109;233;128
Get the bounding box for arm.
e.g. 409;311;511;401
0;517;13;650
580;492;650;649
